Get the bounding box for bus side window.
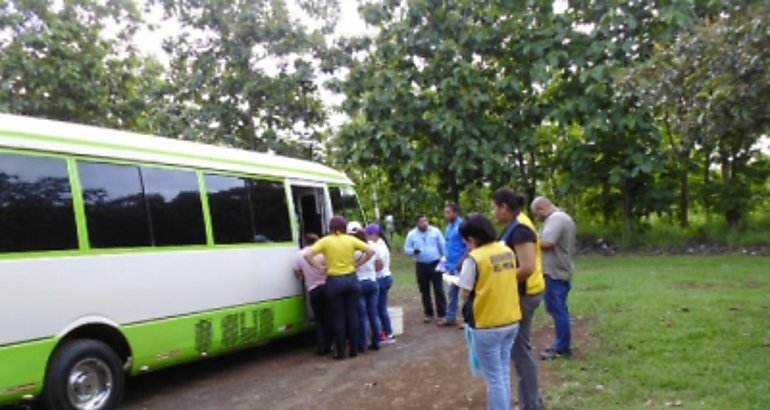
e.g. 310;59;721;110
246;179;292;243
140;166;206;246
204;175;292;244
204;174;254;244
79;161;206;248
329;186;364;223
0;152;78;253
79;161;151;248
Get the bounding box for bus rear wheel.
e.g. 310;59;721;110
42;339;125;410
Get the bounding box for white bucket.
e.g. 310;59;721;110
388;306;404;335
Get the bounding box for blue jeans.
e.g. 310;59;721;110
326;274;361;357
472;323;519;410
544;276;572;354
446;270;460;321
358;279;381;351
377;275;393;335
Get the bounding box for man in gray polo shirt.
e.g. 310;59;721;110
531;197;576;360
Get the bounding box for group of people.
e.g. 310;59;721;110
404;188;576;410
293;217;395;360
292;188;576;409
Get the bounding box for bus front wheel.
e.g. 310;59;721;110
42;339;125;410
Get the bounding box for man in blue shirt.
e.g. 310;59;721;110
404;214;447;323
440;203;467;327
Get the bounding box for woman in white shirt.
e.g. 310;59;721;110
365;223;395;344
349;222;382;352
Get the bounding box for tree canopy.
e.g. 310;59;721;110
1;0;768;237
0;0;163;131
330;0;769;234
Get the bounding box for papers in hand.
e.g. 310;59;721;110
442;273;460;287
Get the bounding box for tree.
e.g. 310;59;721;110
0;0;163;131
152;0;339;159
331;0;563;222
619;2;770;229
545;0;716;239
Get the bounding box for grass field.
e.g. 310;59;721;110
389;253;770;409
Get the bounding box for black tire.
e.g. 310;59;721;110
41;339;125;410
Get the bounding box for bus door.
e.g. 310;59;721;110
290;183;329;243
290;182;329;321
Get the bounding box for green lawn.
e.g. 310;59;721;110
390;254;770;409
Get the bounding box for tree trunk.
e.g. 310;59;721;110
721;154;741;230
702;151;711;212
445;175;460;206
515;150;533;202
678;166;689;228
621;185;634;243
602;181;612;225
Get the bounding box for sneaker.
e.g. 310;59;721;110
423;316;434;323
436;318;457;327
380;333;396;344
541;348;571;360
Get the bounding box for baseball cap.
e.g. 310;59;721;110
364;223;381;236
346;221;363;234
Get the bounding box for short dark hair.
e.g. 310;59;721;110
329;215;348;233
459;213;497;246
416;214;428;222
445;203;461;214
352;230;367;242
492;188;525;213
303;233;320;246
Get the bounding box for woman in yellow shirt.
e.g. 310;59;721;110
305;216;375;359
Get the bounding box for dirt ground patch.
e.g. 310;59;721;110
116;293;589;410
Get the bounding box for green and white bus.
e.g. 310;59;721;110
0;114;364;409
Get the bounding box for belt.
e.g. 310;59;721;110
473;322;520;330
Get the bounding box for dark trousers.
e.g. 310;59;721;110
326;273;361;357
309;284;331;353
416;261;446;318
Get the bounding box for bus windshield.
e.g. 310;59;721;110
329;186;365;223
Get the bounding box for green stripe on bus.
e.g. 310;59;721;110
0;297;310;405
197;172;216;246
0;129;348;182
284;181;300;245
122;296;310;374
67;157;91;251
0;338;55;405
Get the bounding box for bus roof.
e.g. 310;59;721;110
0;113;352;184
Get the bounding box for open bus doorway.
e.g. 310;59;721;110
290;184;328;322
291;185;328;246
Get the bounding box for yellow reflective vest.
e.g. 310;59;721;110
516;213;546;295
467;242;522;328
